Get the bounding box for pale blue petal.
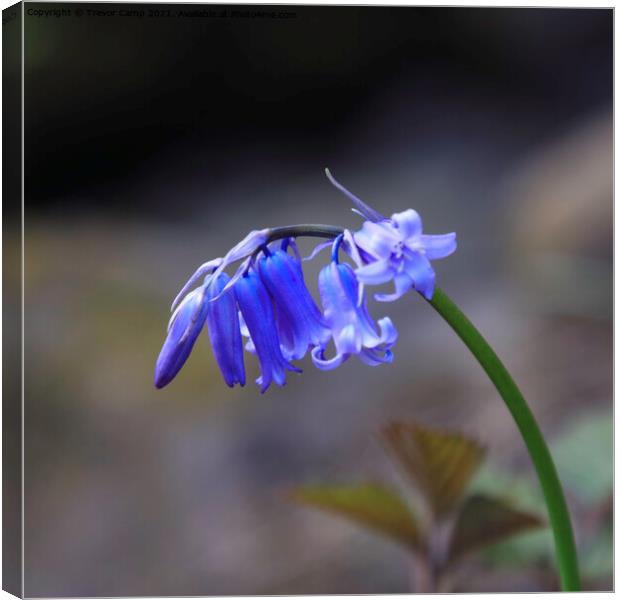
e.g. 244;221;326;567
170;258;222;312
374;272;413;302
342;228;364;268
354;221;398;259
376;317;398;345
304;240;332;262
355;258;396;285
391;209;422;239
335;323;361;356
404;253;436;300
209;228;269;286
315;261;398;371
421;233;457;260
358;348;394;366
311;345;347;371
224;228;270;264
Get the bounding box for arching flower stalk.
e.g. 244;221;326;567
153;169;579;592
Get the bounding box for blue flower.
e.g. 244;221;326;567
155;169;457;391
206;273;246;388
234;268;301;392
325;170;456;302
154;281;209;389
312;239;397;370
353;209;456;301
257;245;331;361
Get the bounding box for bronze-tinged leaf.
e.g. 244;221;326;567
381;422;485;518
447;494;545;564
289;483;422;550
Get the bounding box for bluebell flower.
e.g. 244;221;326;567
155;169;457;391
206;273;245;387
312;238;397;370
325;170;456;302
353;210;456;301
154;281;209;388
257;246;331;361
234;268;301;392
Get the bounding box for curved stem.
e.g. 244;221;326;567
267;224;345;243
427;286;580;591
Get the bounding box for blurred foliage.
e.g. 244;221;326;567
469;410;612;586
290;484;421;550
448;494;543;564
290;421;544;592
381;422;485;517
552;412;612;505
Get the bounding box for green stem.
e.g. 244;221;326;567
428;286;580;591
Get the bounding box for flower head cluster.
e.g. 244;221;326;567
154;171;456;392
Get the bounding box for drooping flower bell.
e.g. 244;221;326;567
311;236;397;370
257;244;331;361
234;267;301;392
154;281;209;389
205;273;246;388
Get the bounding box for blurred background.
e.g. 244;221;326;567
12;4;612;595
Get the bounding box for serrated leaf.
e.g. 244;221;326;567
289;483;422;550
447;494;545;564
381;422;485;518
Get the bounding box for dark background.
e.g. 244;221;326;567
17;4;612;595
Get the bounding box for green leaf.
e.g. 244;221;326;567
381;422;485;518
289;483;422;550
448;494;545;564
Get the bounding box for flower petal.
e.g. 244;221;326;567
304;240;332;262
421;233;457;260
376;317;398;345
170;258;222;312
391;208;422;239
335;323;362;356
315;261;398;370
404;253;436;300
258;250;330;360
358;348;394;366
354;221;398;260
224;228;270;264
235;269;300;393
342;228;364;268
355;258;396;285
311;345;347;371
209;256;252;302
206;274;245;387
209;228;269;287
374;272;413;303
155;286;209;388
